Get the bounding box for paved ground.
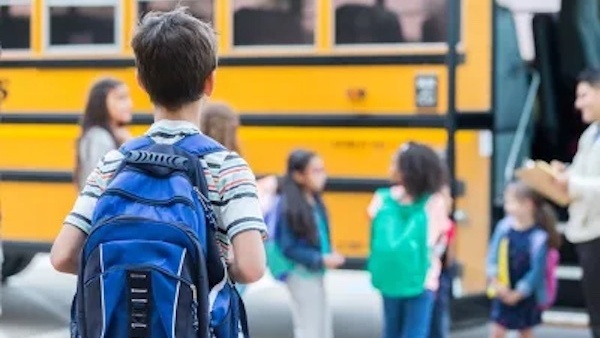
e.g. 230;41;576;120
0;254;591;338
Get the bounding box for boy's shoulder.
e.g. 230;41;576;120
98;148;127;167
202;149;251;173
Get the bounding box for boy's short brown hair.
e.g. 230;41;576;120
132;7;217;111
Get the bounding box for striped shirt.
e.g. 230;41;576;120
64;119;267;257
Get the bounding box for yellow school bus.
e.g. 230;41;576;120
10;0;593;320
0;0;490;307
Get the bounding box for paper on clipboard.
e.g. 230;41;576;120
515;160;571;207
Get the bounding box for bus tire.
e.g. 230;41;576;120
2;253;35;283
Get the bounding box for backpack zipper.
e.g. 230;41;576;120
193;187;219;230
85;216;206;264
190;284;200;332
103;188;196;208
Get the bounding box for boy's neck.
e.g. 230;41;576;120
154;100;203;128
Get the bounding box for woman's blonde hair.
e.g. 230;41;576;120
200;102;240;153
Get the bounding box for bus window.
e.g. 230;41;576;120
233;0;316;46
0;1;31;50
333;0;453;45
47;1;118;48
137;0;213;23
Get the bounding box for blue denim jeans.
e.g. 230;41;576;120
382;290;435;338
429;271;452;338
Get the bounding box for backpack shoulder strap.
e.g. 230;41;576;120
530;228;549;253
415;193;431;208
174;134;226;201
166;134;229;291
265;195;282;239
175;133;226;157
118;136;155;154
104;136;156;185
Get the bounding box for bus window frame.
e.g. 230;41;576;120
0;0;33;54
43;0;122;55
228;0;318;54
329;0;466;55
135;0;215;24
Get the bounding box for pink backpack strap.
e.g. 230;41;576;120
542;248;560;310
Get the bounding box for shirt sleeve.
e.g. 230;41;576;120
568;125;600;200
515;231;548;297
64;150;124;234
216;152;268;240
78;128;116;189
486;218;510;279
367;193;383;220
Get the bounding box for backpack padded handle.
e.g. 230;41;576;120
126;150;189;177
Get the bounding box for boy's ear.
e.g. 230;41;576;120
203;70;216;97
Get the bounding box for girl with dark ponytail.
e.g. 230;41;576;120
486;180;561;338
276;149;345;338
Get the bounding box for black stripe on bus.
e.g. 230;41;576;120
3;241;53;254
0;54;465;68
0;169;387;192
243;113;491;129
0;112;492;129
0;170;73;183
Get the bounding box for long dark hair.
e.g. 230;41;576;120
280;149;319;244
0;80;6;107
508;181;562;249
395;142;445;200
74;77;123;186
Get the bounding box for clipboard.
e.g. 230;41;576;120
515;160;571;207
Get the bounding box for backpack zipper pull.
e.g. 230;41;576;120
191;284;197;301
191;284;199;332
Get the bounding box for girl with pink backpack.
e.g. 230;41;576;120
486;180;562;338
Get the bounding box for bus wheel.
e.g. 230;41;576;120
2;253;35;283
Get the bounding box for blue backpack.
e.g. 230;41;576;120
71;134;250;338
262;195;293;281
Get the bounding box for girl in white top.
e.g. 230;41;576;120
75;77;133;190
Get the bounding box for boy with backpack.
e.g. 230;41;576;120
51;7;267;338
